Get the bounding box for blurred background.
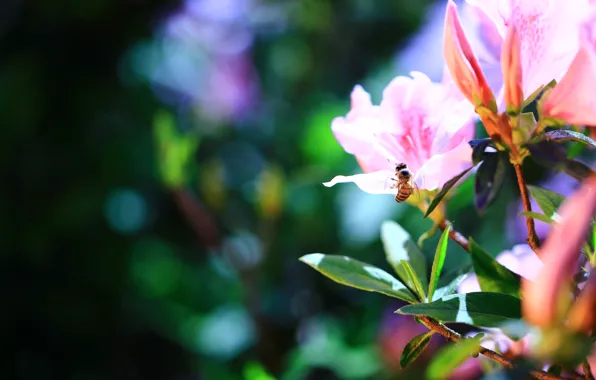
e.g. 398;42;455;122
2;0;584;379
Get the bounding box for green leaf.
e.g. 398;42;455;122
562;158;595;181
401;260;427;300
300;254;417;303
519;211;553;224
527;185;566;220
381;221;427;297
426;337;482;379
424;166;475;218
396;292;522;328
544;129;596;147
431;273;468;302
469;238;521;298
522;79;556;109
400;331;434;368
475;152;509;212
428;226;450;303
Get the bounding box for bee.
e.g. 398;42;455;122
389;162;418;203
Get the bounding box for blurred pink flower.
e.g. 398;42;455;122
323;72;475;193
541;9;596;125
522;174;596;327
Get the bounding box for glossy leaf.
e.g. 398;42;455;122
469;138;495;165
562;159;595;181
527;142;595;180
469;238;521;298
381;221;428;296
300;254;417;303
431;273;468;302
544;129;596;148
474;152;508;212
426;336;482;379
527;185;565;220
396;292;522;328
428;226;450;303
424;166;475;218
401;260;427;300
400;331;434;368
519;211;553;224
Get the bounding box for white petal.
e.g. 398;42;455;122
323;170;396;195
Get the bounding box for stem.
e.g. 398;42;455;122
583;360;595;380
437;219;469;252
513;163;541;254
418;316;580;380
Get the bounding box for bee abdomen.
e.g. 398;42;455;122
395;187;412;203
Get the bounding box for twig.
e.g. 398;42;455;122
582;360;595;380
513;163;541;254
437;219;469;252
172;188;220;249
418;316;581;380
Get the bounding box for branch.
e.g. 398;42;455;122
172;188;221;249
513;163;541;254
583;360;595;380
418;316;581;380
437;219;469;252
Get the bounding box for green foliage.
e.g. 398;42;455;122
519;211;553;224
424;166;475;218
427;226;450;303
431;273;468;302
396;292;522;328
400;331;434;369
426;335;482;379
469;238;521;298
154;110;200;189
381;221;428;297
527;185;566;220
299;254;417;303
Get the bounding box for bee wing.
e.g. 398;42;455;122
383;176;399;191
409;179;422;203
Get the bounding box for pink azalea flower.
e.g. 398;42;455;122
323;72;475;193
541;9;596;125
465;0;591;99
522;174;596;327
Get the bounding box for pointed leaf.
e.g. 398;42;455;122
469;238;521;298
474;152;509;211
424;166;475;218
519;211;553;224
522;79;556;109
432;273;469;302
396;292;522;328
527;185;566;220
544;129;596;148
381;221;427;296
300;254;417;303
562;159;595;181
401;260;427;300
426;336;482;379
428;226;450;303
400;331;434;368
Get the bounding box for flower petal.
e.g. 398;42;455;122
323;170;397;195
522;174;596;327
501;24;523;111
414;139;473;191
444;0;495;109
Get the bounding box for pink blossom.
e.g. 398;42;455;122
466;0;591;99
323;72;475;193
541;10;596;125
522;174;596;327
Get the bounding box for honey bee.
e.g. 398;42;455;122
389;162;418;203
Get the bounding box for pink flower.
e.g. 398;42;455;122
541;10;596;125
466;0;591;99
522;174;596;327
323;72;475;193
